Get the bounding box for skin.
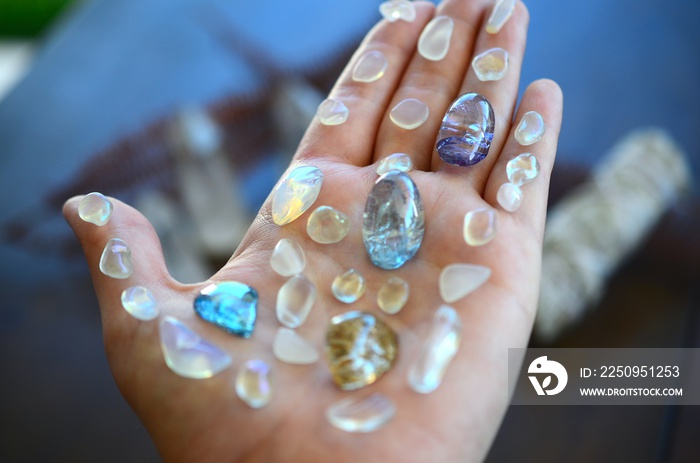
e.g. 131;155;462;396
63;1;563;462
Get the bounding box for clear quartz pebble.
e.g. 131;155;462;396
332;269;366;303
497;182;523;212
439;263;491;303
379;0;416;23
471;47;509;81
276;275;316;329
326;393;396;433
506;153;540;186
78;192;113;226
121;286;159;321
352;50;388;83
463;207;496;246
515;111;546;146
407;305;462;393
376;153;413;175
270;238;306;277
316;99;349;126
418;16;454;61
273;327;319;364
389;98;429;130
486;0;517;34
271;165;324;226
235;360;272;409
99;238;133;279
377;276;410;314
307;206;351;244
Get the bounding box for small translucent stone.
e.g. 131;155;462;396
497;182;523;212
273;327;319;365
78;192;113;226
271;165;324;226
407;305;461;394
376;153;413;176
418;16;454;61
352;50;388;83
270;238;306;277
486;0;517;34
121;286;159;321
471;47;509;81
236;360;272;409
276;275;316;329
379;0;416;23
194;282;258;338
515;111;546;146
316;99;349;126
307;206;350;244
506;153;540;186
331;269;366;304
439;263;491;303
463;207;496;246
159;316;231;379
389;98;429;130
99;238;133;279
377;277;409;315
326;393;396;433
436;93;495;166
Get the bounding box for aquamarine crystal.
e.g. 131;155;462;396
194;282;257;338
436;93;495;166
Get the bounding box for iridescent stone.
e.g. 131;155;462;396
497;182;523;212
376;153;413;176
271;165;323;226
436;93;495;166
379;0;416;23
418;16;454;61
306;206;350;244
326;393;396;433
439;263;491;303
273;327;319;364
506;153;540;186
159;316;231;379
194;282;257;338
99;238;133;279
276;275;316;329
471;47;509;81
363;171;425;269
352;50;388;83
316;99;349;126
515;111;546;146
270;238;306;277
407;305;461;393
389;98;429;130
463;207;496;246
121;286;159;321
486;0;517;34
78;192;113;226
235;360;272;409
377;276;409;314
331;269;366;303
325;311;398;390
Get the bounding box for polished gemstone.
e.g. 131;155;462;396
194;282;258;338
463;207;496;246
389;98;429;130
159;316;231;379
471;47;509;81
363;171;425;269
439;263;491;303
436;93;495;166
78;192;113;226
418;16;454;61
326;393;396;433
376;153;413;176
486;0;517;34
377;277;409;314
379;0;416;23
121;286;159;321
515;111;545;146
506;153;540;186
316;99;349;126
307;206;350;244
407;305;461;393
270;238;306;277
331;269;366;303
276;275;316;329
271;165;324;226
497;182;523;212
273;327;319;364
236;360;272;409
99;238;133;279
352;50;388;83
325;311;398;390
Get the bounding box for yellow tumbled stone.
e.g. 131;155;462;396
332;269;366;303
463;207;496;246
307;206;351;244
377;277;409;314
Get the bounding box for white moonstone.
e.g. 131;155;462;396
352;50;388;83
418;16;454;61
463;207;496;247
236;359;272;409
439;263;491;303
497;182;523;212
326;393;396;433
270;238;306;277
379;0;416;23
471;47;509;81
99;238;133;279
376;153;413;175
316;99;349;126
121;286;159;321
276;275;316;328
78;192;113;226
377;276;410;314
273;327;319;364
515;111;546;146
159;316;231;379
486;0;517;34
506;153;540;186
271;165;324;226
332;269;366;304
408;305;461;393
389;98;429;130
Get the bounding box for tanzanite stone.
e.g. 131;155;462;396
194;282;258;338
436;93;495;166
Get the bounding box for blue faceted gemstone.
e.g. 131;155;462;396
362;171;425;270
194;282;258;338
436;93;495;166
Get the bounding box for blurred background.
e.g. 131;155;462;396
0;0;698;461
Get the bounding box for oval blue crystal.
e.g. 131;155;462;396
436;93;495;166
362;171;425;270
194;282;258;338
